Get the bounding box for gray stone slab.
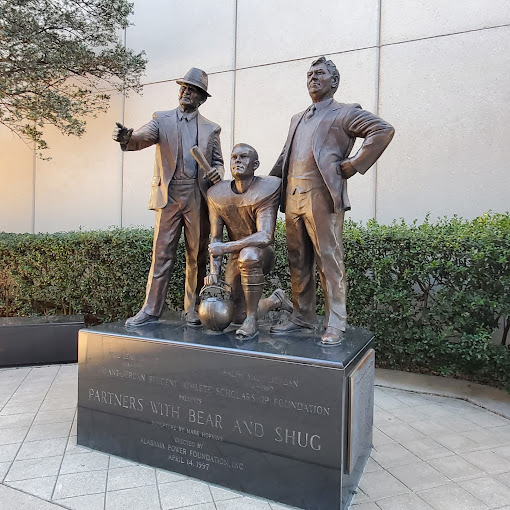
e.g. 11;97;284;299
460;450;510;474
385;392;435;407
387;406;430;423
494;472;510;489
372;427;396;447
433;415;480;433
397;437;453;461
376;365;510;419
417;483;488;510
54;493;106;510
358;470;410;500
0;442;21;462
412;404;459;420
375;493;434;510
461;426;510;449
270;504;301;510
459;475;510;508
34;408;76;425
373;407;401;427
0;402;41;415
46;389;79;401
428;455;485;481
8;394;45;405
54;470;108;499
0;427;28;445
155;469;187;484
158;479;213;509
0;483;63;509
5;475;57;499
492;445;510;462
370;442;421;468
5;455;63;481
39;398;77;412
25;421;72;441
388;461;450;491
0;367;31;378
410;420;459;438
374;394;410;411
108;456;139;469
60;451;110;474
106;465;156;491
216;497;272;509
461;410;510;428
16;437;67;460
0;460;11;480
432;432;479;454
105;485;161;510
210;485;244;502
0;412;36;429
363;457;384;473
346;504;379;510
350;488;371;504
378;422;427;442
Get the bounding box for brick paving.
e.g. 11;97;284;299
1;364;509;510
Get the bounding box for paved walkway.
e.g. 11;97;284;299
1;364;510;510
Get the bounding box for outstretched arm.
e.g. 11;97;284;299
114;114;160;152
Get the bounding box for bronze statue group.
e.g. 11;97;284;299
113;58;394;346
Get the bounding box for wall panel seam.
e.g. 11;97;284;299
380;22;510;48
232;0;238;150
373;0;383;221
134;22;510;89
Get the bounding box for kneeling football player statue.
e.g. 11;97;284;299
202;143;292;339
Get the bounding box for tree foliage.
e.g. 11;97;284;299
0;0;146;154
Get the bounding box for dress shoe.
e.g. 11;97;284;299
321;326;345;346
272;289;293;313
186;310;201;327
125;310;158;327
270;319;311;335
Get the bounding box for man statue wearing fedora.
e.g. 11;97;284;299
270;57;394;345
113;68;224;327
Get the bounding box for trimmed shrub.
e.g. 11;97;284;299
1;213;509;390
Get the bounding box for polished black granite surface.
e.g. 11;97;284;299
77;317;374;510
84;315;373;368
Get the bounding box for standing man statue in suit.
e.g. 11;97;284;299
270;57;394;345
112;67;224;327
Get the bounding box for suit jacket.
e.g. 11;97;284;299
122;108;224;210
269;100;394;213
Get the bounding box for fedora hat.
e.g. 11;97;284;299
176;67;211;97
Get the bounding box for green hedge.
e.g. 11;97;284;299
1;213;509;390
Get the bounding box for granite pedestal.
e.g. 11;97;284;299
77;317;374;510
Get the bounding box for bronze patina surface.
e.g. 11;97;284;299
270;57;395;345
204;144;292;339
112;67;224;327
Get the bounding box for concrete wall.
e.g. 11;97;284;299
1;0;509;233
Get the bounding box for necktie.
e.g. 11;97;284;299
304;104;316;122
179;115;197;178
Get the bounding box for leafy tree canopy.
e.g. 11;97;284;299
0;0;146;155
